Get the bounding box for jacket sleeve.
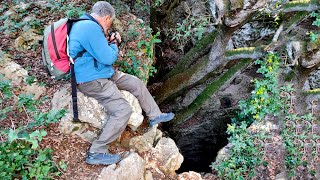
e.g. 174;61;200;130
79;23;118;65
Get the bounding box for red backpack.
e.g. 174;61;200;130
41;18;87;122
42;18;86;80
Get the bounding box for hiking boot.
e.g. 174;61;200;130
85;152;121;165
149;112;175;126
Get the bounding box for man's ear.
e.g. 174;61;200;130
105;15;111;21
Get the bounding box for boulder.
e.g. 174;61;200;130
308;70;320;89
14;29;42;51
53;87;144;138
0;61;28;86
23;83;46;100
146;137;184;175
178;171;203;180
129;126;162;153
98;152;145;180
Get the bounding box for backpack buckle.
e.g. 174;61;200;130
69;57;75;64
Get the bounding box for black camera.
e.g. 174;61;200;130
108;31;121;46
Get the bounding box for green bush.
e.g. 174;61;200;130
0;140;60;179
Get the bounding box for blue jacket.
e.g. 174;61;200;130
68;14;118;83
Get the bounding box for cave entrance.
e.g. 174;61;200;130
163;111;233;173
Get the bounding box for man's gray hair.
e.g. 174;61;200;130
92;1;115;18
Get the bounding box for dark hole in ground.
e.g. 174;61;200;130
161;111;233;173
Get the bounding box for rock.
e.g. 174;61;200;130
303;79;311;91
275;171;287;180
14;29;42;51
58;113;88;135
98;152;145;180
14;2;30;11
180;85;206;108
215;143;233;163
53;87;144;135
22;16;36;23
308;70;320;89
178;171;203;180
146;137;184;175
121;91;144;131
14;37;25;50
305;94;320;117
76;130;97;143
23;83;46;100
145;170;153;180
4;9;16;17
0;61;28;86
230;0;244;10
231;22;275;48
0;51;11;67
210;0;223;24
129;126;160;153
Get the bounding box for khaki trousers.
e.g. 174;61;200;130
78;71;162;153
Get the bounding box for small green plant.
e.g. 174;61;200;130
0;79;67;179
170;16;211;52
138;31;161;59
238;53;282;122
309;11;320;43
0;107;12;121
18;94;40;112
117;51;142;78
28;109;67;129
0;76;13;99
211;121;265;179
26;76;36;85
211;53;282;178
0;137;64;179
28;19;42;30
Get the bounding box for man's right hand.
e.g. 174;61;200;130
109;32;122;45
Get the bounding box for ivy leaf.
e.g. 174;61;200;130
152;39;162;43
8;129;18;142
312;18;320;27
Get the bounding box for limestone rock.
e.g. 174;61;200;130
99;152;145;180
76;130;97;143
178;171;203;180
215;143;233;163
231;22;275;48
308;70;320;89
121;91;144;131
53;87;144;135
146;137;184;175
0;61;28;86
58;113;88;135
23;83;46;100
14;29;42;51
230;0;244;10
129;126;160;153
275;171;287;180
145;170;153;180
0;51;12;67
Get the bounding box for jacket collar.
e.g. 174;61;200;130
83;13;104;31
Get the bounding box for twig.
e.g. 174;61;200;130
10;117;15;131
22;105;32;124
52;160;65;175
272;24;283;42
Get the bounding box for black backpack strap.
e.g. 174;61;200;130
71;63;79;122
70;50;86;122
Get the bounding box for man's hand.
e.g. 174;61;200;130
108;32;122;46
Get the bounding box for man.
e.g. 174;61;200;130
68;1;174;165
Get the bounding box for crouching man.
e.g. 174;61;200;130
68;1;174;165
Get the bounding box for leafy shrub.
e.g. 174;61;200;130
0;140;61;179
0;77;67;179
